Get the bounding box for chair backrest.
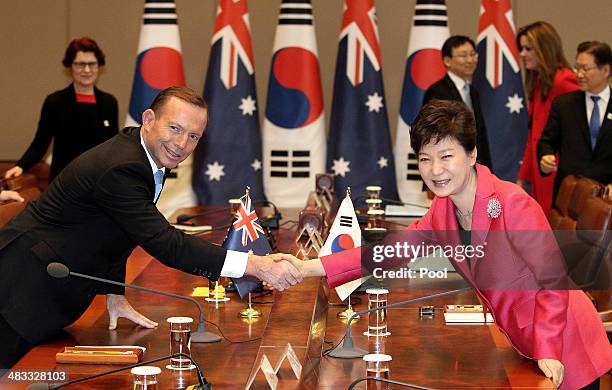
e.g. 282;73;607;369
571;197;612;289
568;177;605;220
0;187;40;228
555;175;579;216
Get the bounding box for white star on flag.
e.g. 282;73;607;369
205;161;225;182
251;159;261;171
377;156;388;169
505;93;524;114
239;95;257;116
365;92;383;113
331;157;351;177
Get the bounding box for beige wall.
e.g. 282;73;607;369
1;0;610;160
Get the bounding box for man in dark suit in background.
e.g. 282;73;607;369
423;35;493;170
0;86;301;368
537;41;612;200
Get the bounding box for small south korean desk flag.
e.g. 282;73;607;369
319;190;368;300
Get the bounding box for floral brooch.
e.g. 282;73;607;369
487;198;502;219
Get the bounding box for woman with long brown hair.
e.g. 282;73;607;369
515;21;578;216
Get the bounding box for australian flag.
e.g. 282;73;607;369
192;0;265;205
327;0;399;204
223;192;271;298
472;0;528;181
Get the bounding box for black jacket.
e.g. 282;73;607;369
537;89;612;198
17;84;118;180
423;74;493;170
0;127;226;344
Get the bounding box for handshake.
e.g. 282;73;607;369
244;253;325;291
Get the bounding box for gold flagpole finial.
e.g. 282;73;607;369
346;187;351;198
245;186;251;197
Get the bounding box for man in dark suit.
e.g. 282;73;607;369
0;86;302;368
537;41;612;200
423;35;493;170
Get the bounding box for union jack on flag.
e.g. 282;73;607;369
233;194;265;246
339;0;381;86
211;0;254;89
473;0;528;181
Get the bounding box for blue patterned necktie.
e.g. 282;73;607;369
153;169;164;202
589;95;601;150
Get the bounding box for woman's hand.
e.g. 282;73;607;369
4;166;23;179
0;190;24;203
537;358;564;388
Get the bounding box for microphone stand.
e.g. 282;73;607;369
328;287;471;358
26;353;210;390
48;263;221;343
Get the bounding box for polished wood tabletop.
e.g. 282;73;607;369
2;206;570;389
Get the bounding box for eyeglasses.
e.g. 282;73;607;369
453;52;478;60
573;64;599;74
72;61;99;70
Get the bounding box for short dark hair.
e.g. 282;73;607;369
149;86;208;115
410;99;477;155
577;41;612;68
62;37;106;67
441;35;476;59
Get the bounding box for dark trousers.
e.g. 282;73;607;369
581;377;601;390
0;314;33;368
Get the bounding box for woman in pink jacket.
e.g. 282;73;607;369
296;100;611;389
516;21;579;216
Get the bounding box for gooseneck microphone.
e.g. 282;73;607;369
47;262;221;343
25;353;209;390
347;377;434;390
328;287;471;358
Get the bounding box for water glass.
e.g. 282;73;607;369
131;366;161;390
366;185;382;199
167;316;193;369
363;353;392;390
366;288;389;336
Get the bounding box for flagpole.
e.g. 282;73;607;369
337;187;360;321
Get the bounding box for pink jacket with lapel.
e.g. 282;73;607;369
322;165;611;389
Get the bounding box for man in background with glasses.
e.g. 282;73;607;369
423;35;493;171
537;41;612;199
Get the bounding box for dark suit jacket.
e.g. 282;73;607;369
17;85;119;180
423;74;493;170
537;89;612;198
0;127;226;344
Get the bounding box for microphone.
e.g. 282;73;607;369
47;262;221;343
26;353;210;390
348;377;433;390
328;287;471;358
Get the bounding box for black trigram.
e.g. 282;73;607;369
270;150;311;178
339;215;352;228
143;0;177;25
413;0;448;27
279;0;313;25
406;152;422;181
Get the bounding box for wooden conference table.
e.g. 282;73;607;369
5;206;559;389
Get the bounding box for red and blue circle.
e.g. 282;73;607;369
128;47;185;122
331;234;355;253
265;47;323;129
